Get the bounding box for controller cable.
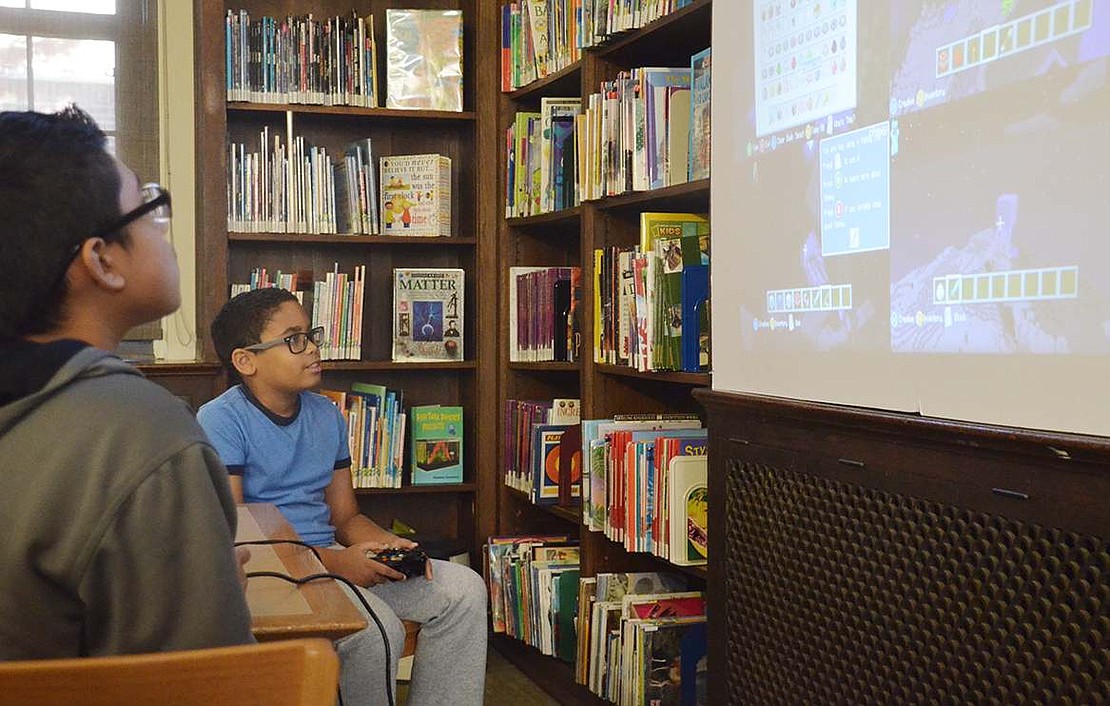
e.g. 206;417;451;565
235;539;397;706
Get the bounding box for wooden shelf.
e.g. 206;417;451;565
507;487;582;525
322;361;476;372
490;634;608;706
588;179;710;213
508;361;581;373
227;102;477;122
228;233;477;246
507;61;583;102
595;363;710;386
506;206;582;229
595;0;712;67
354;483;476;496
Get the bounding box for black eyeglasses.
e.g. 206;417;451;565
90;183;172;239
53;183;173;291
243;326;326;355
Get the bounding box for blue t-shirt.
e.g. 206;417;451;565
197;386;350;546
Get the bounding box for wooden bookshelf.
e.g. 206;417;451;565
227;102;477;121
493;3;713;700
228;233;478;246
354;483;476;496
193;0;499;560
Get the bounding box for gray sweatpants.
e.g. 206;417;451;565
335;558;488;706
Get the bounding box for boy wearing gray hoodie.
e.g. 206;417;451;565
0;106;253;659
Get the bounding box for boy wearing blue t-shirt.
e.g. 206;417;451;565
198;288;487;706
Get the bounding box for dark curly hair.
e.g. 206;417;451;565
0;105;122;336
210;287;300;383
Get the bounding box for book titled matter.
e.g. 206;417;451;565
392;268;465;362
380;153;452;237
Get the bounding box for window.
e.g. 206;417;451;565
0;0;162;346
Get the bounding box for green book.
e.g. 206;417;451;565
409;405;463;484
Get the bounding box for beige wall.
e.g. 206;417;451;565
153;0;198;361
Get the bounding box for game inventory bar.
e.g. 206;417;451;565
767;284;854;314
932;266;1079;306
935;0;1093;79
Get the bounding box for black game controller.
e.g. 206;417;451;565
366;547;428;579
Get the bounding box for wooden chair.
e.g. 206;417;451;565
0;638;338;706
402;619;421;658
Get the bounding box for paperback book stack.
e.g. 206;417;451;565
320;382;406;488
503;398;581;502
580;413;707;564
485;535;580;662
576;571;707;705
225;10;379;107
311;263;366;361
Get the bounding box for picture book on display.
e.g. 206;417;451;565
689;47;712;182
385;9;463;112
392;268;464;362
380;153;452;237
409;405;463;485
668;455;708;566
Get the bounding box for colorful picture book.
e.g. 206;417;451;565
409;405;464;485
385;9;464;111
688;47;712;182
380;153;452;237
392;268;464;362
667;455;708;566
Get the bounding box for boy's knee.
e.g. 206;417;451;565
439;562;487;615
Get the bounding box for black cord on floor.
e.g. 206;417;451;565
237;541;395;706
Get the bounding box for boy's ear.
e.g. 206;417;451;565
230;348;257;378
79;238;126;292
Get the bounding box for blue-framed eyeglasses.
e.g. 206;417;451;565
242;326;326;355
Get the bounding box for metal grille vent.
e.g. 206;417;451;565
723;460;1110;705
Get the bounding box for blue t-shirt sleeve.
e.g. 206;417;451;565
197;401;248;475
331;402;352;470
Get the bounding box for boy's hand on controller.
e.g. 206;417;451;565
345;542;406;585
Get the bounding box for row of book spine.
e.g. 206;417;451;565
226;9;464;111
508;266;582;362
502;398;581;498
576;572;706;704
228;131;451;237
321;383;406;488
232;266;467;365
226;10;378;106
594;212;711;372
499;0;700;92
579;51;711;202
505;98;581;218
486;543;708;706
580;417;707;561
230;264;364;361
504;48;710;218
227;127;338;233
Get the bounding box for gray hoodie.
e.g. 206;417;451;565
0;339;253;658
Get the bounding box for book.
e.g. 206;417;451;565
532;423;573;504
668;455;708;566
380;153;452;237
385;9;464;112
409;405;464;485
688;48;711;182
681;264;710;372
392;268;464;362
